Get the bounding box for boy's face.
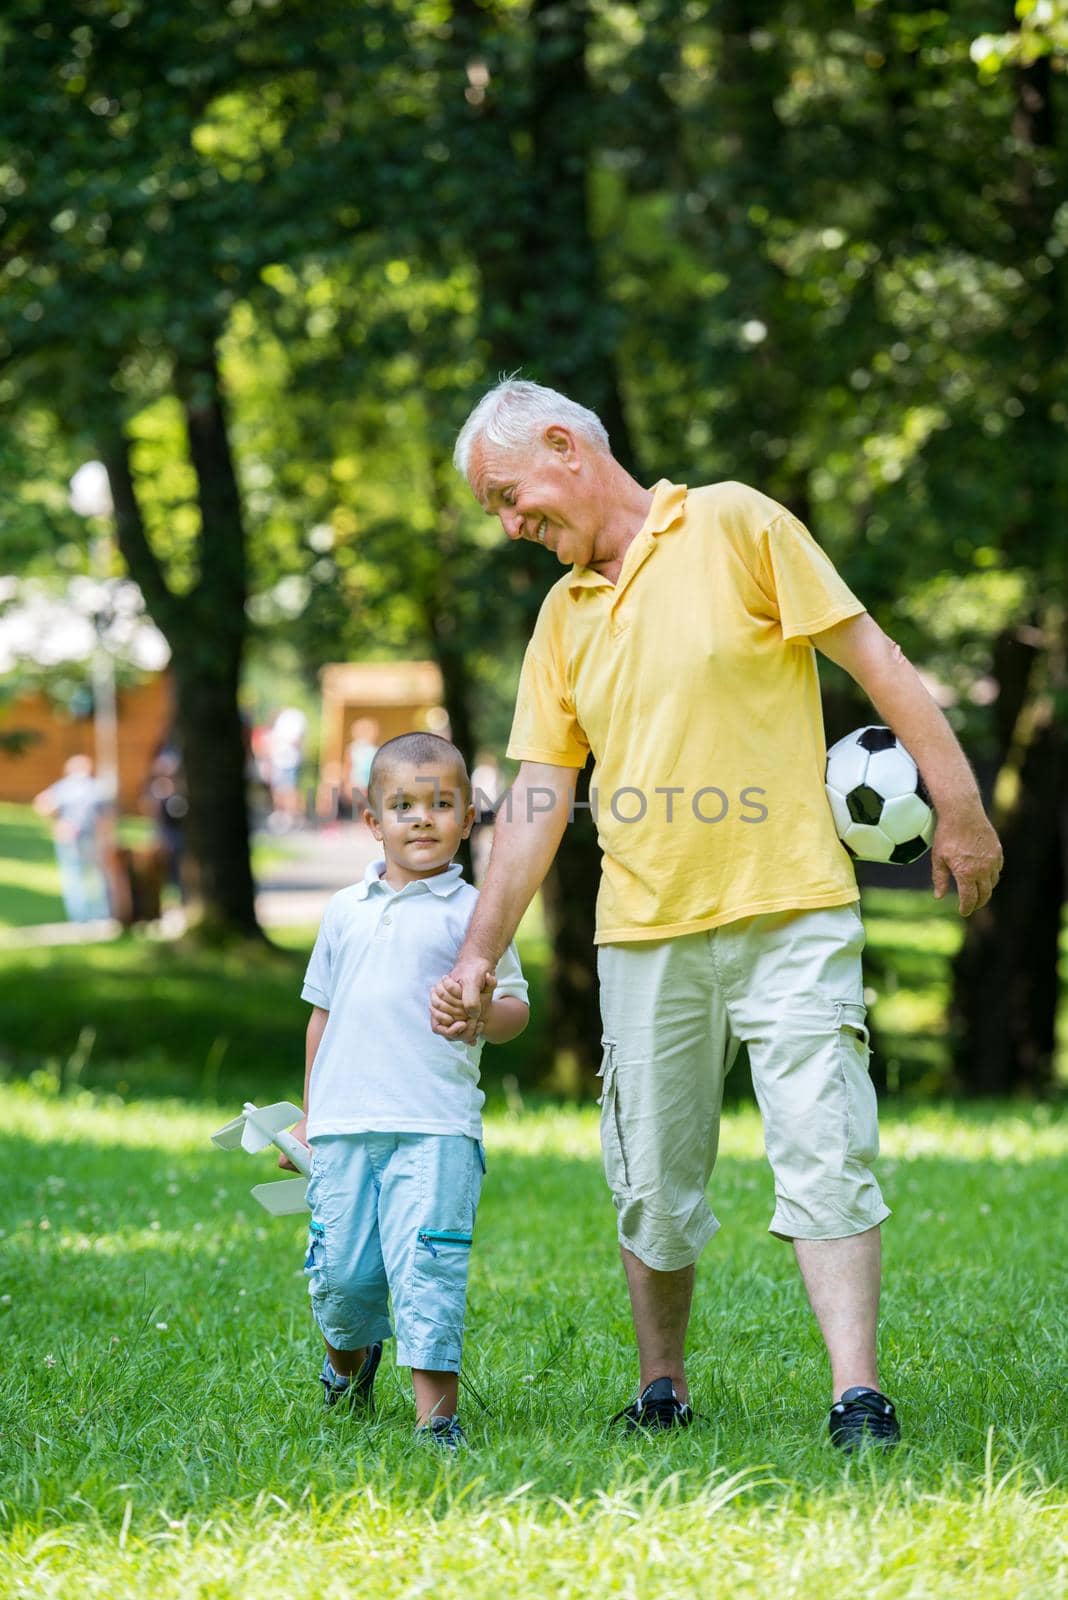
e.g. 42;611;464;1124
364;759;475;885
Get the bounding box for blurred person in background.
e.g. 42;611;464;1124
345;716;380;815
144;742;189;903
34;754;114;924
268;706;308;830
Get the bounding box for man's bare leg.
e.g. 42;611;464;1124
621;1246;694;1403
793;1225;882;1401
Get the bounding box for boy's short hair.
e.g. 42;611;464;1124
366;733;471;810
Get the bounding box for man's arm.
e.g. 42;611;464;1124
444;761;578;1022
279;1004;328;1168
813;612;1003;915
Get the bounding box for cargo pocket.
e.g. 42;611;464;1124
413;1229;473;1335
303;1218;330;1296
836;1001;879;1166
597;1038;631;1195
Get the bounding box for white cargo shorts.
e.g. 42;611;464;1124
597;903;890;1270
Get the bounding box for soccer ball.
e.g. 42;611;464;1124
825;726;936;865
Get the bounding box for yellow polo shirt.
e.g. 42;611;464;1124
506;479;864;943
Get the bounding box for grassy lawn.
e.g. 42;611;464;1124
0;803;290;931
0;801;77;927
1;884;1061;1100
0;924;553;1102
1;800;1064;1097
0;1088;1064;1597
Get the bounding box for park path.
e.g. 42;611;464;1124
0;822;380;948
253;822;380;927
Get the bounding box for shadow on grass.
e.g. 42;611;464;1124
0;935;556;1102
5;882;1061;1109
0;880;67;927
2;1111;1065;1518
0;805;59;864
0;807;66;927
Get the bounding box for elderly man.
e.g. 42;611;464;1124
434;378;1001;1450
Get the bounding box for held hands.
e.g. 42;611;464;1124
430;960;497;1045
931;805;1003;917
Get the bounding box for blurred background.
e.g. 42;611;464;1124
0;0;1064;1109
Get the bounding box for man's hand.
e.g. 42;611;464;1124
931;804;1003;916
278;1115;309;1171
430;961;496;1044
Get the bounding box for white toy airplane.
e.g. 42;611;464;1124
210;1101;311;1216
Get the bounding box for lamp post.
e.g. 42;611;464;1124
68;460;119;803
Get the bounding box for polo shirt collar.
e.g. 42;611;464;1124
568;479;688;594
354;859;466;899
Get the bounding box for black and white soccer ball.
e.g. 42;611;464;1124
825;726;936;865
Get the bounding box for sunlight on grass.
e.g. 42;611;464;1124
1;1087;1066;1598
876;989;949;1039
0;857;62;895
1;1460;1063;1599
0;1089;216;1153
6;1090;1067;1169
865;915;962;956
879;1105;1068;1162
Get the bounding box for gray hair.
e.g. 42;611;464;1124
453;378;611;480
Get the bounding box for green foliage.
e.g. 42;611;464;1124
4;0;1064;710
2;2;1066;1040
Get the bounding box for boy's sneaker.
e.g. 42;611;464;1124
611;1376;693;1432
415;1415;467;1452
320;1343;383;1413
829;1386;901;1453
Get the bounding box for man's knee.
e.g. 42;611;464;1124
616;1194;719;1273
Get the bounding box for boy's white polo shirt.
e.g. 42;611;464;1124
301;860;528;1141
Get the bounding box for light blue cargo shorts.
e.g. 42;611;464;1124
303;1131;485;1372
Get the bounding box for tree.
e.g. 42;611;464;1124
432;0;643;1087
950;17;1068;1094
0;0;409;934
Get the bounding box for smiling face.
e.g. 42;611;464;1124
469;427;603;568
364;759;475;887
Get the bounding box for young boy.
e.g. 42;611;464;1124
284;732;529;1449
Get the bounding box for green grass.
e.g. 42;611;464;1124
0;1088;1065;1596
0;924;553;1102
2;885;1060;1101
861;887;964;1093
0;803;294;931
0;798;1064;1096
0;802;69;926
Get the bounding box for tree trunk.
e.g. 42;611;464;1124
103;347;261;939
950;44;1067;1092
453;0;637;1086
170;656;260;938
537;759;604;1094
421;451;479;879
950;624;1065;1093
